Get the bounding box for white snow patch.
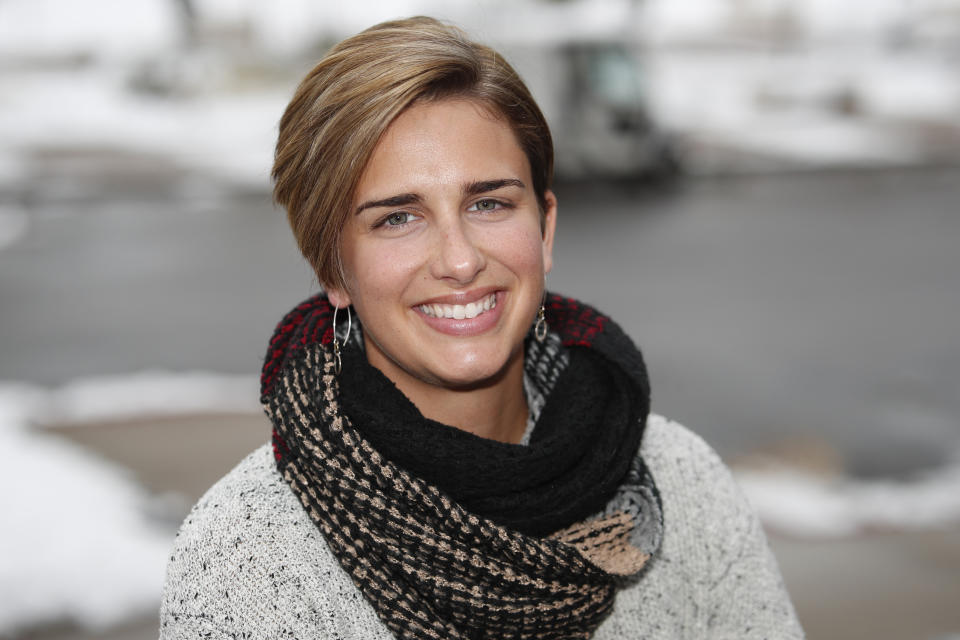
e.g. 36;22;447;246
639;0;960;43
736;460;960;538
37;371;261;426
719;117;924;166
643;45;960;170
639;0;733;43
0;384;171;633
857;57;960;121
0;68;284;190
0;371;260;633
0;0;179;60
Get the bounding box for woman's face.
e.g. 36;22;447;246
327;98;556;390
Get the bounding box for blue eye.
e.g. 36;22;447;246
469;199;501;212
383;212;412;226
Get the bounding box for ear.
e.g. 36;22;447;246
541;190;558;274
325;285;352;309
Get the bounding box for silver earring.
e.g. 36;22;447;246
332;304;352;374
534;303;547;343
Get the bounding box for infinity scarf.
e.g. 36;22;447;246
261;293;663;639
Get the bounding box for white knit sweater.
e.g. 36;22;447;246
160;414;804;638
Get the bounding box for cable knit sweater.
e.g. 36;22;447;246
160;413;803;638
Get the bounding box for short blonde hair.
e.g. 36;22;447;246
272;16;554;291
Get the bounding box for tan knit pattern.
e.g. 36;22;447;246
551;511;651;577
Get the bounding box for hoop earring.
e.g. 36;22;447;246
534;303;547;343
332;304;352;374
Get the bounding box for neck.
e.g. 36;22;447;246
365;343;530;445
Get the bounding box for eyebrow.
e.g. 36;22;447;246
354;193;422;215
464;178;526;195
354;178;526;215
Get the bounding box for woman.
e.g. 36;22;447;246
161;17;803;639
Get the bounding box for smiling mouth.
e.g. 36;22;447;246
417;293;497;320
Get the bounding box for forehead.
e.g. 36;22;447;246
354;99;531;200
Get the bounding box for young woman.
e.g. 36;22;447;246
161;17;803;639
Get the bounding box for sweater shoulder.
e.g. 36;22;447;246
162;445;310;567
160;444;391;639
596;414;803;639
638;413;759;567
640;413;728;474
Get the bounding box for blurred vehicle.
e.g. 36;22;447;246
553;41;678;180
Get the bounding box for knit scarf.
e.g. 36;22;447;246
261;293;663;639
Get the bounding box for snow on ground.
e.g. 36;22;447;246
2;0;959;185
639;0;960;43
735;460;960;538
37;371;261;425
0;372;257;634
0;67;286;190
643;47;960;171
0;0;178;60
0;384;171;633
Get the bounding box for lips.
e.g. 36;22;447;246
413;291;504;337
417;293;497;320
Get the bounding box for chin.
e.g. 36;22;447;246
425;349;519;390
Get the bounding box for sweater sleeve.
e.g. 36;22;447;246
159;612;233;640
159;445;395;640
640;415;805;639
702;481;804;638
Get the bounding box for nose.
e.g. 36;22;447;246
429;216;486;284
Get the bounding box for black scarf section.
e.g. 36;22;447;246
338;336;645;538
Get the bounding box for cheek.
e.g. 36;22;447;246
346;240;422;304
489;225;546;274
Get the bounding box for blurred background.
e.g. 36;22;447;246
1;0;959;638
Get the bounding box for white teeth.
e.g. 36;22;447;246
419;294;497;319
